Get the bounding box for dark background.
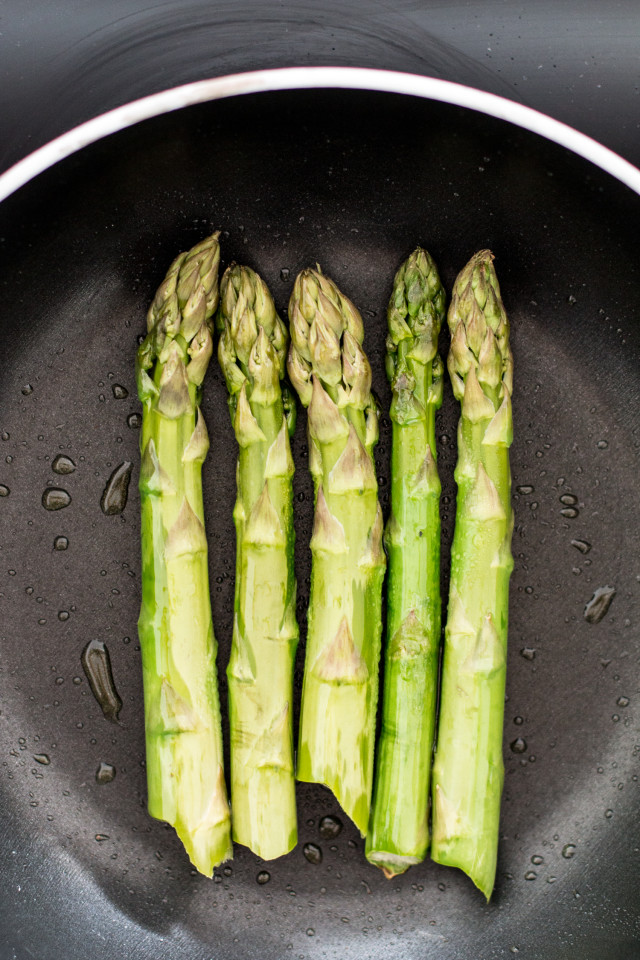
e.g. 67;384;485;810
1;0;640;175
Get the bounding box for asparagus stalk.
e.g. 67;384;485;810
136;234;232;875
288;267;386;836
217;264;298;860
366;248;446;877
430;250;514;900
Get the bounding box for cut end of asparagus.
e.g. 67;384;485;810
365;850;421;879
177;824;233;878
431;842;496;903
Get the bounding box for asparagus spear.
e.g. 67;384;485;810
430;250;514;900
136;234;232;875
288;267;386;836
217;264;298;860
366;248;446;877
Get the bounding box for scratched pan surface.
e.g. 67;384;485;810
0;90;638;960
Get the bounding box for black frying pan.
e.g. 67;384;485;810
0;80;638;960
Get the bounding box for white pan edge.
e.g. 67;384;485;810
1;66;640;203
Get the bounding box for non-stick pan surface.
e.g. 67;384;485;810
0;88;638;960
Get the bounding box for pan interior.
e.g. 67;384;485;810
0;89;638;960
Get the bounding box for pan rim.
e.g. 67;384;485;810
1;65;640;203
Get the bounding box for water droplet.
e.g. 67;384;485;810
559;493;578;506
520;647;536;661
58;610;69;622
256;870;271;885
516;485;534;495
612;714;620;723
546;876;557;884
584;585;616;624
596;439;608;450
52;455;76;475
1;431;9;441
0;484;9;497
95;834;110;842
127;412;142;429
53;536;69;551
560;507;579;519
81;639;122;722
100;462;132;515
42;488;71;511
562;843;576;859
617;696;630;708
223;865;232;876
96;761;116;784
21;384;33;395
112;384;128;399
303;843;323;865
33;754;50;765
280;268;290;282
567;294;577;304
571;539;591;554
524;586;533;595
531;855;544;865
306;929;315;937
511;737;527;754
319;815;343;839
514;716;523;725
524;871;537;880
605;809;613;819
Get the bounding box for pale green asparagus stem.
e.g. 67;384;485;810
136;234;232;875
217;264;298;860
288;268;386;836
366;248;445;877
431;250;514;900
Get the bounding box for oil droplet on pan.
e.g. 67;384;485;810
96;762;116;784
571;539;591;554
52;455;76;475
319;815;343;839
33;754;50;765
562;844;576;859
53;536;69;551
100;462;132;515
81;639;122;723
112;384;129;399
0;484;9;497
42;488;71;511
256;871;271;885
584;585;616;624
303;843;323;864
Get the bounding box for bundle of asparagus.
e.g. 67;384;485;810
431;250;514;900
366;248;446;877
136;234;232;876
134;236;514;899
287;267;386;836
217;264;299;860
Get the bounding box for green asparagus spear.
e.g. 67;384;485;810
430;250;514;900
217;264;298;860
288;267;386;836
366;248;446;877
136;234;232;875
